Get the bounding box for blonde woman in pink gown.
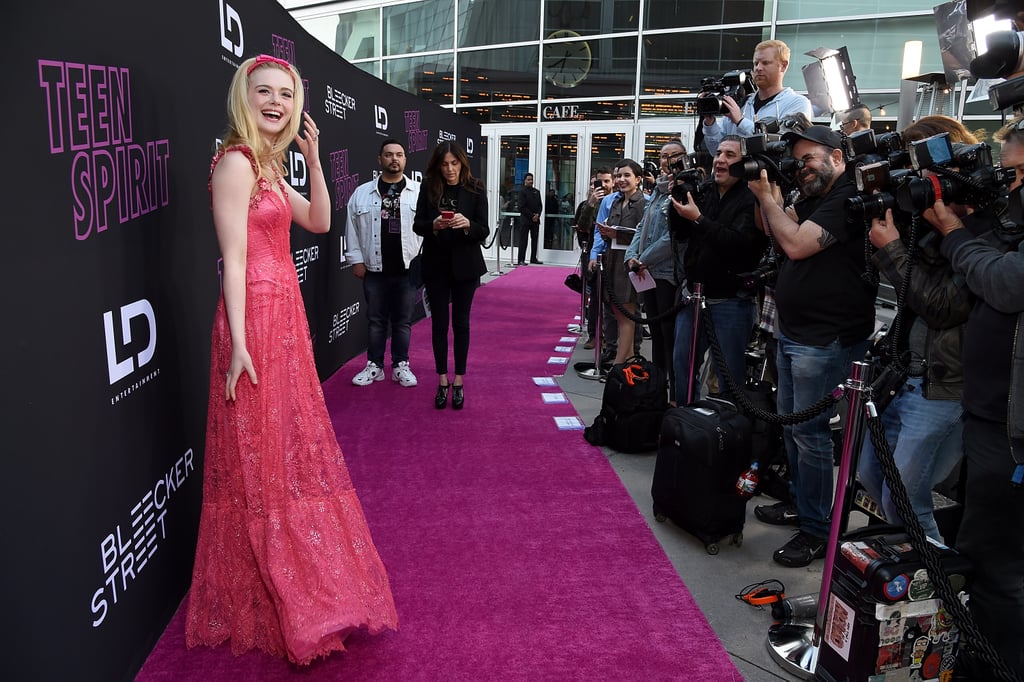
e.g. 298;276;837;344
185;54;398;665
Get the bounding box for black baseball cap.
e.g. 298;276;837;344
782;124;843;151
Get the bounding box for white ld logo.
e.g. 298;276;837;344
219;0;243;57
288;151;307;188
466;138;474;155
374;105;389;131
103;299;157;385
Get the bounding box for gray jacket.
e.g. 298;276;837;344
940;227;1024;449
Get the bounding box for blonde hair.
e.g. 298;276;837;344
221;56;304;182
995;114;1024;146
755;39;790;66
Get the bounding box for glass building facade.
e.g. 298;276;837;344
283;0;1009;264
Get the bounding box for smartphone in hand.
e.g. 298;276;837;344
441;210;455;220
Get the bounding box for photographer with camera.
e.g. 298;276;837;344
921;114;1024;677
748;125;877;567
856;116;983;544
624;140;689;390
667;134;766;405
700;40;814;157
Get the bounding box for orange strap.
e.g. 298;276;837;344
622;364;649;386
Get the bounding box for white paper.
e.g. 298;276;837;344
610;226;635;250
547;356;569;365
629;270;656;292
541;392;568;404
554;345;574;353
555;416;585;430
533;376;558;386
559;336;578;343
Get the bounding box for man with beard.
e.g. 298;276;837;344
748;125;877;567
345;138;423;387
701;39;813;157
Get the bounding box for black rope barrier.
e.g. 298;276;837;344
866;412;1021;681
701;304;841;426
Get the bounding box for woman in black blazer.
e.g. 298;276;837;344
412;141;489;410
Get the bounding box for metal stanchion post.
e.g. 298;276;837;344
685;283;704;405
488;218;507;277
766;360;872;679
576;254;604;381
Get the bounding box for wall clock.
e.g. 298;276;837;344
544;29;592;89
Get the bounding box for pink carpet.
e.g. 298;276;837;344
136;265;740;681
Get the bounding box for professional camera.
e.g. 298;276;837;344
845;160;914;221
667;153;708;204
738;253;780;291
696;70;753;117
895;133;1015;213
844;130;910;170
729;134;800;191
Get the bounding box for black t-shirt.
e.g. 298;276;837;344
751;91;780;116
774;175;877;346
378;178;407;274
440;184;459;214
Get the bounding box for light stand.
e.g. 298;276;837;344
684;283;704;405
766;360;873;678
485;215;505;274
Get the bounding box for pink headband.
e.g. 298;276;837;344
246;54;293;78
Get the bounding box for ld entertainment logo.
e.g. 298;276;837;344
220;0;243;57
375;105;389;132
103;300;159;402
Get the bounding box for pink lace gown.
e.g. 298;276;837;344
185;147;398;664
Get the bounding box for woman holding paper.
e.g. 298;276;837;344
594;158;646;365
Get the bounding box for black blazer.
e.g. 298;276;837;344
413;181;490;283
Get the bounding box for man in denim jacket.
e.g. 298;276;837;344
344;139;422;387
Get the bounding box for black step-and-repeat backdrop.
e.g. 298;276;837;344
3;1;480;679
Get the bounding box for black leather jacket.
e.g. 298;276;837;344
872;230;974;401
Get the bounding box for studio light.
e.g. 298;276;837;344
802;46;859;116
902;40;924;79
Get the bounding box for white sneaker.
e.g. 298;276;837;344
392;361;418;387
352;361;384;386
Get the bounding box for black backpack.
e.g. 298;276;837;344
584;355;668;453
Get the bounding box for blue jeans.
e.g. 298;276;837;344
673;297;755;405
363;271;417;368
858;376;964;540
777;332;870;538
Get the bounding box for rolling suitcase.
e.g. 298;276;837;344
651;398;752;554
816;531;971;681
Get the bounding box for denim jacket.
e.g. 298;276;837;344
344;177;422;271
624;187;685;285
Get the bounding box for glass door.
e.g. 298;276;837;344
495;132;534;261
540;132;579;264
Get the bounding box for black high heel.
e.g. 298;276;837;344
451;384;464;410
435;384;449;409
